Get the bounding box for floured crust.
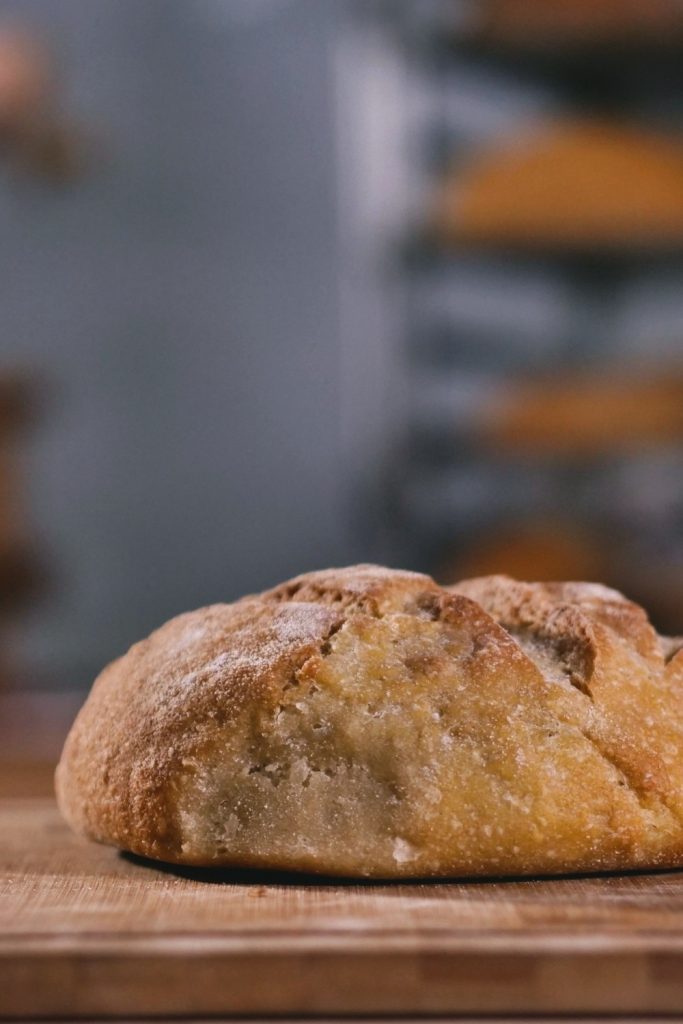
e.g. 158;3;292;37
56;565;683;877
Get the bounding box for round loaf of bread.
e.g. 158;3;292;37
55;565;683;877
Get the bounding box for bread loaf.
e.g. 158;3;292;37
56;566;683;877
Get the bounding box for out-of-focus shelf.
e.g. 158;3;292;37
407;0;683;74
401;236;683;275
439;38;683;77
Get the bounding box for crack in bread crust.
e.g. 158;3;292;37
56;565;683;877
451;575;683;829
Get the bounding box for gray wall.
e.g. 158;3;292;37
2;0;359;687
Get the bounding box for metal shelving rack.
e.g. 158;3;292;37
340;1;683;627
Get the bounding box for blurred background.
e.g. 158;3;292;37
1;0;682;780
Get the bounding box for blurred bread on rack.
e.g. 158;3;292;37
438;520;609;586
476;0;683;45
0;23;83;183
431;121;683;250
0;371;41;689
436;523;683;635
0;373;34;593
479;369;683;455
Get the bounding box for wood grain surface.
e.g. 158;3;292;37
3;799;683;1018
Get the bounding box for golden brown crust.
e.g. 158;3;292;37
451;576;683;823
56;565;683;877
56;598;345;862
261;563;439;613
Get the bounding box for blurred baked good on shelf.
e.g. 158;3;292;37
0;26;52;136
0;23;84;182
432;121;683;250
480;368;683;455
437;511;683;629
0;370;42;688
0;372;33;431
476;0;683;45
437;524;683;637
437;520;609;586
0;372;37;602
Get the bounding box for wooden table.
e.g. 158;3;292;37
2;693;683;1021
2;796;683;1020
